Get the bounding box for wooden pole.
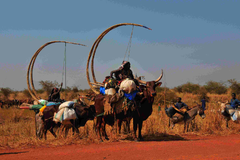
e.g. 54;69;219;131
64;42;67;100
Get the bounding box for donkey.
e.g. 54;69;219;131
169;104;206;133
219;102;240;128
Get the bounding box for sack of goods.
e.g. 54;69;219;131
231;110;240;121
105;88;116;95
105;78;117;89
54;101;77;122
39;99;48;106
119;78;136;94
63;108;77;121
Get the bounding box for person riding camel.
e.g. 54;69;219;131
165;97;188;118
48;82;63;102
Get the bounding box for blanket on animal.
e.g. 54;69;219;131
30;104;44;110
53;101;77;122
39;102;61;113
103;94;135;115
100;78;138;115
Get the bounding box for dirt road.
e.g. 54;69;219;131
1;134;240;160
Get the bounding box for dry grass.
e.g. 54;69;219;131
0;93;240;150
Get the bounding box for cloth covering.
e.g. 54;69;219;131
124;90;138;100
38;99;48;106
119;78;136;94
100;86;105;95
63;108;77;121
30;104;44;110
53;101;77;122
105;88;116;95
59;101;74;110
46;102;61;106
53;108;77;122
39;105;47;113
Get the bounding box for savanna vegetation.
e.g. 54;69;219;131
1;79;240;149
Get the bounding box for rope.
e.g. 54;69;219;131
86;23;152;94
163;71;167;107
64;42;67;99
61;44;65;85
123;25;134;61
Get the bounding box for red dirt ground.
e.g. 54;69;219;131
1;134;240;160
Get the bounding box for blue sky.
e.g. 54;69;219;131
1;0;240;90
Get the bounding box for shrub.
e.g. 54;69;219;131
173;86;183;93
197;87;210;102
1;88;12;100
204;81;227;94
154;88;178;105
173;82;200;94
72;86;79;93
39;80;59;95
228;79;240;94
22;89;32;98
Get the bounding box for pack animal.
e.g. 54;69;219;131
132;77;162;141
92;71;163;141
220;102;240;128
39;103;96;140
169;104;206;133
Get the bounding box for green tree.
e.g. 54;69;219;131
155;88;178;105
39;80;59;95
204;81;227;94
22;89;32;98
173;85;183;93
72;86;79;93
1;88;12;100
197;86;210;102
228;79;240;94
182;82;200;94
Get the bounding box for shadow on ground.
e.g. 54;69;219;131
0;151;29;156
122;132;199;142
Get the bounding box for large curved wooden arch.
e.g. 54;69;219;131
86;23;152;94
27;41;86;101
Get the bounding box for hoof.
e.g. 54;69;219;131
137;137;144;141
134;138;139;142
105;137;109;141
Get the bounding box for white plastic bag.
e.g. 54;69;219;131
63;108;77;121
